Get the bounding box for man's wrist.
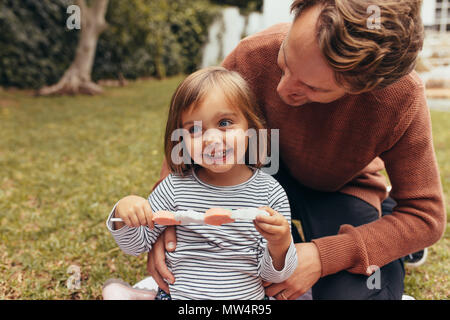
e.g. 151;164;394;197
295;242;322;277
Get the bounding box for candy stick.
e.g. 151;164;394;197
110;208;269;225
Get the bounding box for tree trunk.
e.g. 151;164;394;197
38;0;109;96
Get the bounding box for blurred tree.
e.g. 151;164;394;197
209;0;263;15
0;0;230;90
0;0;79;89
38;0;109;95
93;0;218;81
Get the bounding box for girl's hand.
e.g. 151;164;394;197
254;206;291;246
114;195;154;229
254;206;292;270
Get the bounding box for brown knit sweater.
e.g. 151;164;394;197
217;23;446;277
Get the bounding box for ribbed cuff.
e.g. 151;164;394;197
260;240;298;283
312;225;368;277
106;202;120;231
105;202;137;236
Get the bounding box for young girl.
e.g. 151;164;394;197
106;66;297;300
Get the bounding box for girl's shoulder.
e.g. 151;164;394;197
253;169;281;192
252;168;280;185
151;172;196;198
252;169;287;195
162;172;196;187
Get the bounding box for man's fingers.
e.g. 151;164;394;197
264;281;287;297
147;250;156;274
147;250;170;293
154;235;175;284
164;226;177;252
276;286;296;300
288;289;307;300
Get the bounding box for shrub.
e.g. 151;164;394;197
0;0;220;88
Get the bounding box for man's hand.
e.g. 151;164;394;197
146;226;177;293
263;242;322;300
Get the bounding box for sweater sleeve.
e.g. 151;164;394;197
106;175;176;256
311;87;446;277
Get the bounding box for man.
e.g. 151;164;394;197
144;0;445;300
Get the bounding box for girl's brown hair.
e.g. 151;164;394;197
291;0;424;93
164;66;267;175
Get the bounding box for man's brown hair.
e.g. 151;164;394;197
291;0;424;93
164;66;267;175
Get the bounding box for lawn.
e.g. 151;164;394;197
0;77;448;299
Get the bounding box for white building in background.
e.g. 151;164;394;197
422;0;450;32
201;0;293;67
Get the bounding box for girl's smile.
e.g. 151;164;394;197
202;147;234;163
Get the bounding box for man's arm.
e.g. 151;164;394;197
151;157;171;192
312;87;446;277
146;158;176;293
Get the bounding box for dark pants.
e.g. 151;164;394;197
273;165;405;300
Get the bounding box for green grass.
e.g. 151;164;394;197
402;110;450;300
0;78;448;299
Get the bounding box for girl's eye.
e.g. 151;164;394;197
219;119;232;127
189;125;202;135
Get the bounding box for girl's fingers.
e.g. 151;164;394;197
136;206;148;226
255;214;282;226
128;213;140;227
255;220;282;235
255;212;285;230
253;221;265;236
256;207;284;224
122;215;132;227
143;201;154;229
259;206;278;216
254;222;274;240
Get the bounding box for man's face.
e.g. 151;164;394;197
276;5;347;107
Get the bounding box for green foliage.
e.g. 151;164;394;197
210;0;263;15
0;0;79;89
0;0;220;88
94;0;219;81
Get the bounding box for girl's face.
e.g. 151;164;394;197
181;86;250;174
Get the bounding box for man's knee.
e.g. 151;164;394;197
312;259;405;300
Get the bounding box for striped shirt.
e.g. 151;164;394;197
107;168;297;300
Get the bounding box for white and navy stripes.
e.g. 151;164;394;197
107;168;297;300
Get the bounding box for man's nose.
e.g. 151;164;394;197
277;74;303;96
277;74;291;96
